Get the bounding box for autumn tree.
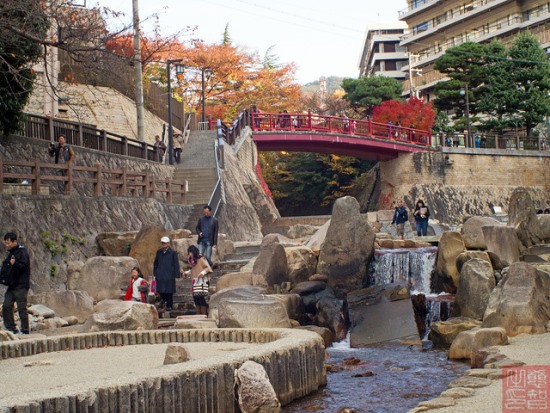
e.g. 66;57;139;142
371;98;435;130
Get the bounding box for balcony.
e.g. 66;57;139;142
400;0;511;46
399;0;445;21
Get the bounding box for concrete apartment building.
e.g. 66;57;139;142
399;0;550;100
358;23;409;80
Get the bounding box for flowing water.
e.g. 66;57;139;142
284;247;467;413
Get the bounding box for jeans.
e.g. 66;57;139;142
199;239;213;266
2;286;29;333
416;220;429;236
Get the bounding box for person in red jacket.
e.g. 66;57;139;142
124;267;148;303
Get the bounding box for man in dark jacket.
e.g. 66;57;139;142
391;200;409;240
153;236;180;311
1;232;30;335
196;205;219;266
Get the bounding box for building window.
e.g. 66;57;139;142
414;21;429;34
384;42;396;53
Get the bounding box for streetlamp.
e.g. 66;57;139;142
201;67;212;124
166;59;184;165
460;85;471;148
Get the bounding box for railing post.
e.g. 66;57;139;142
95;164;102;197
149;174;156;199
143;142;148;161
123;136;129;157
308;112;312;130
32;160;40;195
102;130;108;152
368;120;373;137
144;171;150;198
48;116;55;142
65;162;73;195
78;123;84;147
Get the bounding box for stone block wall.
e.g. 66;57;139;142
0;329;326;412
378;151;550;224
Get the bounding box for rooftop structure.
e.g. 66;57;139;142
359;23;409;80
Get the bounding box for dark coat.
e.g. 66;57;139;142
392;206;409;224
153;247;179;294
1;244;30;289
196;216;219;245
414;205;430;222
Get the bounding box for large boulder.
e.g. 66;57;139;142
208;286;267;320
270;293;304;321
28;290;94;323
215;272;254;293
82;299;158;331
96;231;137;256
252;234;289;288
455;259;496;320
66;256;138;301
314;297;347;341
538;215;550;242
433;231;466;293
456;251;492;274
448;327;508;364
218;297;292;328
482;226;522;266
285;246;318;284
428;317;482;347
317;197;375;297
235;361;281;413
128;226;167;277
508;188;545;248
482;262;550;336
461;217;502;249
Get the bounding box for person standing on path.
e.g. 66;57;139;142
173;133;185;164
124;266;148;303
153;236;180;311
413;199;430;237
183;245;213;315
196;205;219;267
391;200;409;240
1;232;30;335
153;135;166;163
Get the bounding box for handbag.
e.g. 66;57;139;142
192;280;209;297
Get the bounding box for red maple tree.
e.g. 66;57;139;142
372;98;435;130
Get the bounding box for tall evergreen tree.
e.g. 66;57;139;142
341;76;402;117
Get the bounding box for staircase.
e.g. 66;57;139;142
159;241;261;319
170;130;219;227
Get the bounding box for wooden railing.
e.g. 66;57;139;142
0;158;186;204
16;113;164;162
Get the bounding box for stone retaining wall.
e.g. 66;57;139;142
0;328;326;412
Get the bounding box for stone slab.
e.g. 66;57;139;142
350;298;419;347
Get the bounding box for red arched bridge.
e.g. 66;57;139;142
241;112;433;161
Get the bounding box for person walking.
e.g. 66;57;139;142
153;236;180;311
391;200;409;240
183;245;213;315
196;205;219;267
153;135;166;163
1;232;30;335
413;199;430;237
173;133;184;164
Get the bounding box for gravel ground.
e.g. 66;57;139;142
425;332;550;413
0;341;258;406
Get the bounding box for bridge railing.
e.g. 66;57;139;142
250;112;432;146
16;113;164;162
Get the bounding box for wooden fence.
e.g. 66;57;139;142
0;158;186;204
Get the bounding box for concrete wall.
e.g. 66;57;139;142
378;149;550;224
0;328;326;412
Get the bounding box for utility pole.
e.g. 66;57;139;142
133;0;145;141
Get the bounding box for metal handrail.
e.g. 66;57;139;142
208;119;226;216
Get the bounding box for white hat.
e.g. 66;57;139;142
160;236;170;243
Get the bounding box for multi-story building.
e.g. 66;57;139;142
358;23;409;80
399;0;550;100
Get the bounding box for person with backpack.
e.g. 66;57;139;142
1;232;30;335
391;200;409;240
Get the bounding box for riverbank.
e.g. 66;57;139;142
411;332;550;412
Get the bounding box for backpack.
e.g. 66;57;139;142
0;253;15;286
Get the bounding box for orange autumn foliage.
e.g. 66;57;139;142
372;98;435;130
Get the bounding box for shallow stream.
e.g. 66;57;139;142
283;337;468;413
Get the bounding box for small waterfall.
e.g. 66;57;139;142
368;246;453;339
369;246;437;294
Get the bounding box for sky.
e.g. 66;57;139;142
95;0;407;84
